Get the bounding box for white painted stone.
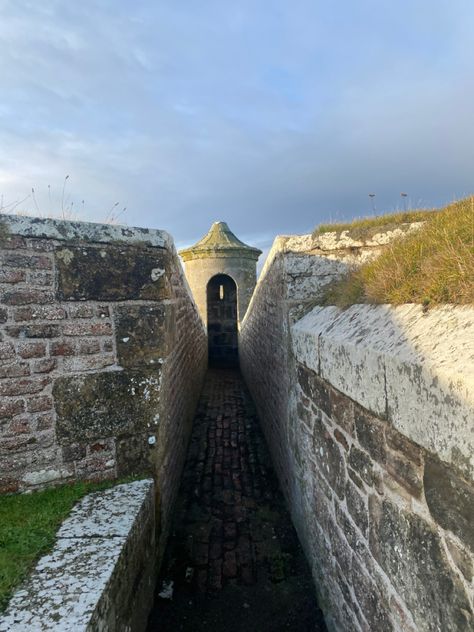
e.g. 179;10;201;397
1;213;171;248
292;304;474;479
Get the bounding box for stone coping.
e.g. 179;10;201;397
0;479;155;631
0;214;171;249
292;304;474;480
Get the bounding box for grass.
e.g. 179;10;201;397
322;197;474;307
0;477;139;612
313;209;438;240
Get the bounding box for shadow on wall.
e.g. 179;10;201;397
239;231;474;632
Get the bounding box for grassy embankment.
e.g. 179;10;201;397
318;197;474;307
0;478;137;612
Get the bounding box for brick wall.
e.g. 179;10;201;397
240;228;473;631
0;215;207;548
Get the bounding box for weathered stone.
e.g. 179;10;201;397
446;539;473;586
313;416;346;499
116;304;174;368
115;432;152;477
351;556;393;631
333;428;349;451
424;455;474;552
345;480;368;536
369;495;472;631
0;480;156;632
348;445;377;487
354;406;386;465
384;449;423;498
297;365;331;418
53;369;162;443
385;425;422;466
56;244;170;301
329;387;355;435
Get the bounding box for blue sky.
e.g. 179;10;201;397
0;1;473;253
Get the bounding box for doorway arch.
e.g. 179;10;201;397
206;274;238;367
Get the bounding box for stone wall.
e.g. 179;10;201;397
0;214;207;546
240;227;473;631
0;479;156;632
292;305;473;631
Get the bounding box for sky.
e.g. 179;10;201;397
0;0;473;256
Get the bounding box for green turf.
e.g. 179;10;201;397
0;478;137;611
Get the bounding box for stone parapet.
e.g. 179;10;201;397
0;213;207;554
0;479;156;631
240;228;473;631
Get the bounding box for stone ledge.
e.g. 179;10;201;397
0;479;156;632
292;304;474;480
1;214;171;249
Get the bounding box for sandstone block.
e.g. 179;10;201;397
56;245;170;301
54;369;161;443
424;455;474;552
369;495;472;631
116;304;173;368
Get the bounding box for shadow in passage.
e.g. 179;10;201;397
147;369;326;632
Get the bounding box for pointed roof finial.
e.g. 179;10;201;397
179;221;262;261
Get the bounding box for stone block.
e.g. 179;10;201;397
348;446;377;488
313;415;346;499
446;538;473;583
115;432;152;477
329;386;355;435
345;480;368;536
56;245;170;301
369;495;472;631
116;304;174;367
384;449;423;498
424;455;474;552
351;556;393;631
354;406;386;465
53;369;162;443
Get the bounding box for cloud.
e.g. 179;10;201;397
0;0;473;247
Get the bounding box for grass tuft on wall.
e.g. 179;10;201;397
322;197;474;307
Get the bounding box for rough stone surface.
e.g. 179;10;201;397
0;479;156;632
116;304;172;367
0;213;170;248
0;213;207;528
424;454;474;551
293;303;474;479
370;496;473;632
240;229;474;631
56;245;171;301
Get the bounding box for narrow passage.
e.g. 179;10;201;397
147;369;326;632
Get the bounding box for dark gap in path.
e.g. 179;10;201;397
147;369;326;632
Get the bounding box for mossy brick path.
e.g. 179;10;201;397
147;369;326;631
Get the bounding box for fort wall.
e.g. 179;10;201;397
0;214;207;551
240;227;474;631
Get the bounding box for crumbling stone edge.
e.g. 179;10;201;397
0;478;156;632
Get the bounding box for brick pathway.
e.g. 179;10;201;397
147;369;326;632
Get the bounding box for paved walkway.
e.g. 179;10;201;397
147;369;326;632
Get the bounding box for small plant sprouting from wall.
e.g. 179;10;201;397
0;176;127;225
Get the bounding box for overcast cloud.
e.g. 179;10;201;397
0;0;473;253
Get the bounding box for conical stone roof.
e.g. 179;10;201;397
179;221;262;261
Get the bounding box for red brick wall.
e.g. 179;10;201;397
0;216;207;518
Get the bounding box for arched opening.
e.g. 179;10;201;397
206;274;238;367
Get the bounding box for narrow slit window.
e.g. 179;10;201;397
219;284;224;300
